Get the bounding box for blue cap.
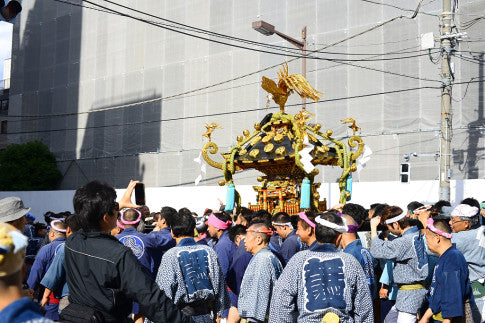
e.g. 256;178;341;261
26;212;35;222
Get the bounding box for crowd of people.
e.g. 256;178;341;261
1;180;485;323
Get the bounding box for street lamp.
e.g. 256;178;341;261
252;20;307;109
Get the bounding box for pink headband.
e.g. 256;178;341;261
208;213;232;230
116;220;125;230
120;208;141;225
50;219;66;233
299;212;315;228
427;218;452;239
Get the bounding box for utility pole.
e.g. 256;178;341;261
439;0;452;201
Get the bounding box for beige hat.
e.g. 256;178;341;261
0;197;31;223
0;223;28;277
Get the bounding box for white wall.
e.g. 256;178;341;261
1;179;484;222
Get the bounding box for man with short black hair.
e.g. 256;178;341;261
269;211;372;322
149;206;177;274
235;207;253;227
62;180;190;322
406;201;424;219
342;203;367;228
271;212;301;263
228;224;247;248
433;200;451;216
153;210;230;323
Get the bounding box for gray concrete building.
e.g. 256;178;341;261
6;0;485;189
1;58;11;149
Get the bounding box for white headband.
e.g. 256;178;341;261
314;216;348;233
451;204;479;218
385;212;406;224
272;222;293;230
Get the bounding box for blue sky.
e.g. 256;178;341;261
0;21;13;82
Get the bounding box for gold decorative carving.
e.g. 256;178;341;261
275;146;286;155
202;123;222;142
201;141;223;170
341;117;361;135
262;134;274;144
201;63;366;212
264;143;274;153
261;62;323;113
274;133;284;143
249;149;260;158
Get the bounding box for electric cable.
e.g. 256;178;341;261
2;0;449;135
52;127;481;163
81;1;438;63
451;77;477;102
48;1;434;84
50;0;438;65
360;0;437;17
3;85;442;136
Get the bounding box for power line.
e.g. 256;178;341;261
93;0;433;59
6;41;444;125
6;63;443;123
48;0;439;69
68;1;438;62
52;127;481;163
360;0;437;17
78;1;428;67
451;77;477;102
4;2;439;122
307;47;425;56
317;36;421;48
5;43;443;126
455;54;484;65
51;0;301;57
5;85;443;135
